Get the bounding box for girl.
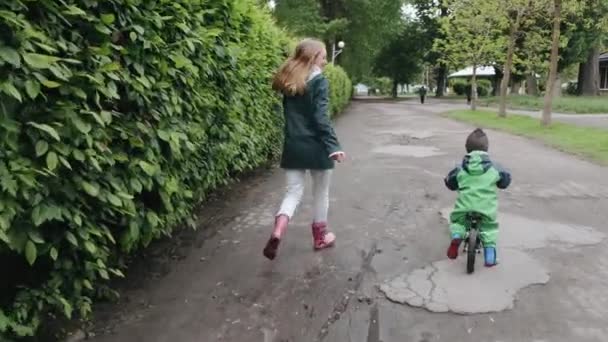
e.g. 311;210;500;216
263;39;346;260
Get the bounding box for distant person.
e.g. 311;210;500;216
443;129;512;267
263;38;346;260
418;86;427;104
465;84;472;104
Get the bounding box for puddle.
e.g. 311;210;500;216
380;248;549;314
376;129;435;140
381;210;605;314
373;145;446;158
375;129;471;138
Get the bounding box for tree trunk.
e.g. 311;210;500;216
435;1;449;97
553;73;562;97
471;64;478;111
526;73;538;95
578;46;600;96
498;56;512;116
577;62;585;95
510;81;522;95
499;14;522;117
391;80;398;98
492;66;503;97
435;63;447;97
542;0;562;126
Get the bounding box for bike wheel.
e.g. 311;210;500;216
466;229;477;274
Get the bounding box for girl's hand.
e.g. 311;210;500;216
330;151;346;163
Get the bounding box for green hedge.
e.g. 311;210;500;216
324;64;352;116
0;0;295;338
451;79;491;97
452;79;468;95
476;79;492;97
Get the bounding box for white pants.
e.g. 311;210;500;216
277;169;332;223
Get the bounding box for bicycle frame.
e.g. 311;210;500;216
463;212;483;252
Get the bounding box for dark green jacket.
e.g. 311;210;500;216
280;74;342;170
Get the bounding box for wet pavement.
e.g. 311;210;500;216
381;209;604;314
85;99;608;342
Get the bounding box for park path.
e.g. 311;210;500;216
84;99;608;342
488;107;608;129
422;96;608;129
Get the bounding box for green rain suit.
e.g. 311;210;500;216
444;151;512;247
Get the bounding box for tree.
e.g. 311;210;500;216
273;0;404;81
517;15;552;95
373;22;426;97
491;65;504;96
575;0;608;95
273;0;346;38
497;0;550;117
336;0;404;80
548;1;595;97
542;0;562;126
435;0;505;110
578;47;601;96
411;0;450;97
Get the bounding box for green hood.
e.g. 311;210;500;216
462;151;492;176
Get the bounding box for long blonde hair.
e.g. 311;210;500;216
272;39;325;96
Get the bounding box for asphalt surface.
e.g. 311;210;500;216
84;99;608;342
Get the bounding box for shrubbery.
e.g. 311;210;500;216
364;77;392;96
324;64;352;116
451;79;491;97
452;79;468;95
0;0;350;338
565;81;578;95
477;79;492;97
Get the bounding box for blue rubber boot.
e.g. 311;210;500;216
484;247;497;267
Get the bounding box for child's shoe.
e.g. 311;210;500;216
484;247;497;267
311;222;336;250
447;234;462;259
263;214;289;260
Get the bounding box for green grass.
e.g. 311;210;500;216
447;110;608;164
480;95;608;114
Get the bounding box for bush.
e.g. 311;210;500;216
324;64;352;116
377;77;393;95
477;79;491;97
451;80;468;95
565;81;578;95
451;79;491;97
0;0;299;338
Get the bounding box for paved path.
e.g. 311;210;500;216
411;97;608;129
487;107;608;130
86;99;608;342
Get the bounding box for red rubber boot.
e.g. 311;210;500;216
311;222;336;250
263;214;289;260
447;238;463;259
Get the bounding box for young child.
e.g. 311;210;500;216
444;128;511;266
263;39;346;260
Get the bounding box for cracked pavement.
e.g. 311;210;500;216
380;208;604;314
86;98;608;342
